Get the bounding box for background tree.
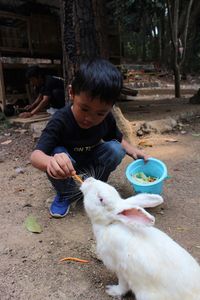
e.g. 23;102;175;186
108;0;200;98
61;0;200;103
60;0;106;101
61;0;134;141
167;0;194;98
179;0;200;73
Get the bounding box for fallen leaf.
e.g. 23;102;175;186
191;133;200;137
165;138;178;143
24;215;42;233
138;140;153;147
176;227;186;231
1;139;12;145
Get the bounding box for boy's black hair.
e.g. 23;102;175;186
26;66;44;80
71;58;123;104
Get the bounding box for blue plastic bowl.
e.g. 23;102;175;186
126;158;168;194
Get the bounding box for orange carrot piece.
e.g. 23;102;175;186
72;174;83;184
59;257;89;263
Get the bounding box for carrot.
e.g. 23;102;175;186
72;174;84;184
59;257;89;263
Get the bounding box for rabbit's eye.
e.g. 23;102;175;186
97;193;104;203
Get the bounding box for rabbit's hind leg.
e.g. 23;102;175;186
106;274;129;298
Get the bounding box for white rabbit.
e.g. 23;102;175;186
80;177;200;300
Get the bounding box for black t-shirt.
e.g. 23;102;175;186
38;75;65;108
36;104;123;155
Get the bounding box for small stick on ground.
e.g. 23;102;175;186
59;257;89;263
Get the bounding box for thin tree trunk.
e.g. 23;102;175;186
167;0;180;97
142;17;147;61
180;0;194;66
167;0;194;98
174;65;181;98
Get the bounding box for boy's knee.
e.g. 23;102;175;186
101;141;125;168
107;140;126;160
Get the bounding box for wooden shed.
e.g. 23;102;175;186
0;0;62;111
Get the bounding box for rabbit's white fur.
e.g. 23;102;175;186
81;177;200;300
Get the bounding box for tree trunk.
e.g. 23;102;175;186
174;65;181;98
159;6;166;65
74;0;100;60
61;0;134;140
142;16;147;61
61;0;102;101
61;0;79;101
167;0;181;97
167;0;194;98
92;0;109;59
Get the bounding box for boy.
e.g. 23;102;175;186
19;66;65;118
31;58;148;218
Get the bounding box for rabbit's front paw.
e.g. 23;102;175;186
106;284;124;297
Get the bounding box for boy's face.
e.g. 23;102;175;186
70;90;113;129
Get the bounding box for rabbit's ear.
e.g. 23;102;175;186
125;193;163;208
116;206;155;226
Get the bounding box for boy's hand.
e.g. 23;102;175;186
47;152;76;179
129;147;149;162
121;139;149;162
19;111;32;118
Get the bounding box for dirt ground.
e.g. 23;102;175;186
0;97;200;300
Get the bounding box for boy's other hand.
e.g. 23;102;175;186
19;111;33;118
47;152;76;179
130;147;149;162
121;139;149;162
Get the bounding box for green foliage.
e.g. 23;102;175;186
107;0;167;62
107;0;165;31
0;112;12;133
107;0;200;72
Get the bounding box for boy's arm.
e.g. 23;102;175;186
27;94;43;110
29;95;49;116
30;149;52;171
121;138;149;161
31;149;76;179
19;95;49;118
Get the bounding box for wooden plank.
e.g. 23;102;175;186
0;46;28;52
0;62;6;111
0;10;28;22
9;113;50;124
